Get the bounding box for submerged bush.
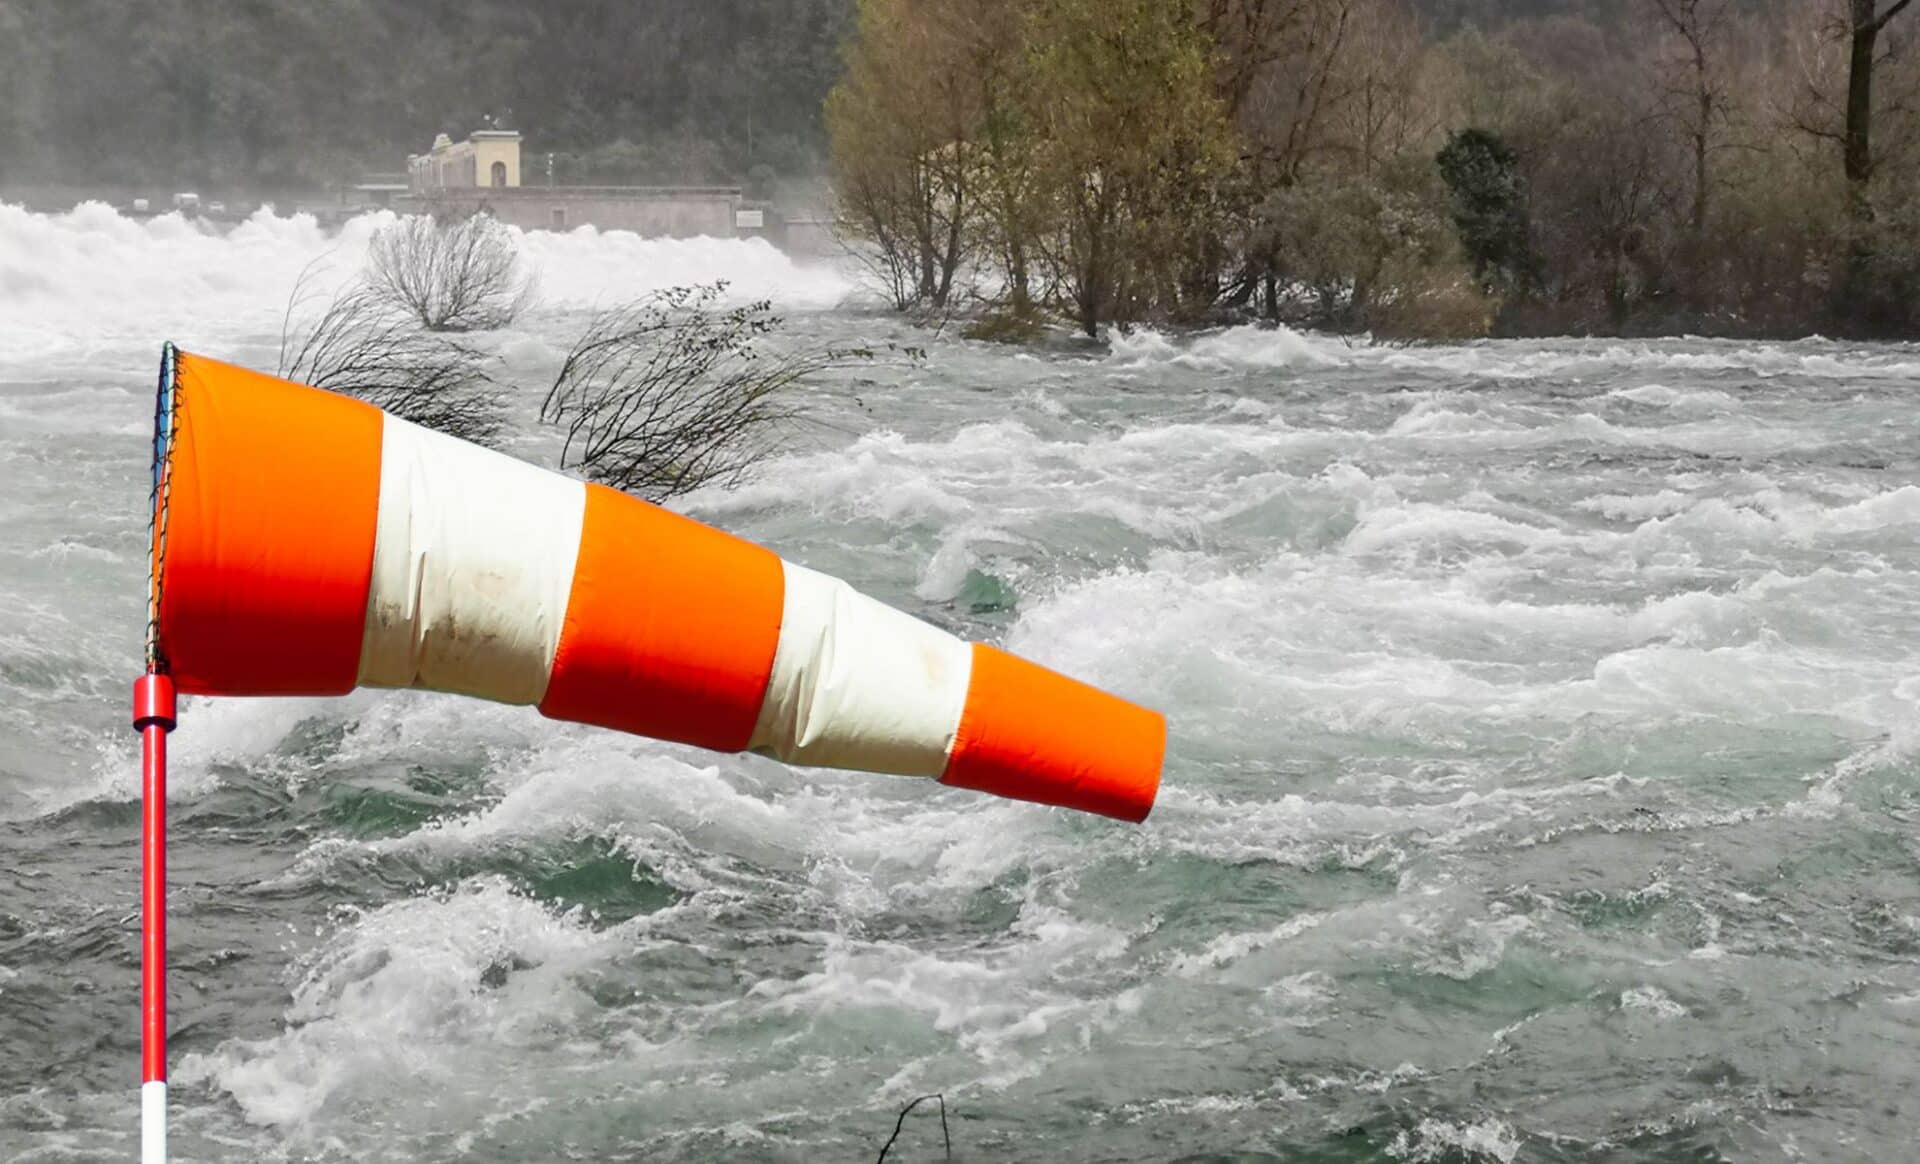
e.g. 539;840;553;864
1257;158;1487;338
540;284;874;503
962;307;1051;344
366;213;536;333
1366;264;1497;342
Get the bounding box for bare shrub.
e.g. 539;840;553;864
365;213;537;333
540;284;874;503
280;277;508;447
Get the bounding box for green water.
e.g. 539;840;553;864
5;205;1920;1161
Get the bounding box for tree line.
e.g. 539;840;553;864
0;0;850;192
829;0;1920;339
8;0;1919;339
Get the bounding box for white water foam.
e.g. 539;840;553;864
1619;986;1688;1020
1607;383;1740;411
0;202;851;366
1389;1117;1523;1162
1376;338;1920;382
176;879;611;1129
1107;323;1345;370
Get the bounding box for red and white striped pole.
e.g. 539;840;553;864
133;672;175;1164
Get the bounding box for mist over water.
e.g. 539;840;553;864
5;206;1920;1162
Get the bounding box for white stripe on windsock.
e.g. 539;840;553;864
358;415;586;704
748;562;974;776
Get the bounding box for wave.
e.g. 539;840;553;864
1099;324;1920;385
1378;338;1920;382
1107;323;1346;370
0;201;852;365
1606;383;1739;411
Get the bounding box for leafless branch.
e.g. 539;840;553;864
539;283;887;503
279;274;507;447
1870;0;1916;36
366;213;538;333
875;1094;951;1163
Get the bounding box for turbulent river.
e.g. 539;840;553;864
5;204;1920;1163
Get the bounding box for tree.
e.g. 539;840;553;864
1541;94;1684;329
826;0;982;311
1229;0;1357;188
0;0;854;188
1026;0;1238;333
279;280;507;447
1222;0;1459;319
811;0;1920;338
540;285;869;502
1331;0;1445;176
829;0;1237;332
1437;128;1531;293
1840;0;1917;315
1650;0;1731;235
967;0;1049;314
1845;0;1916;196
283;271;872;501
365;213;537;333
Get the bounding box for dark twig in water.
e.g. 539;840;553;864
875;1093;951;1163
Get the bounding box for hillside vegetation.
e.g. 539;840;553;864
830;0;1920;338
0;0;850;188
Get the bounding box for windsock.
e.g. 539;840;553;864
146;346;1165;821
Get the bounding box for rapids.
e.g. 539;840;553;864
4;204;1920;1161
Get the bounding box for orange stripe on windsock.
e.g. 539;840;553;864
158;353;383;695
538;484;785;752
941;644;1164;822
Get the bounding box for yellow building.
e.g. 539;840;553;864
408;130;521;191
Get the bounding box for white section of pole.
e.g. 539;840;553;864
142;1080;166;1163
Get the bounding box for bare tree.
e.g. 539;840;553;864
1785;0;1920;319
1330;0;1446;175
1226;0;1359;317
540;284;874;503
1651;0;1732;235
1838;0;1918;312
279;277;508;447
365;213;537;333
1845;0;1916;195
1237;0;1356;187
1202;0;1313;121
826;2;980;311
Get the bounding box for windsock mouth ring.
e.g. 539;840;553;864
146;342;181;673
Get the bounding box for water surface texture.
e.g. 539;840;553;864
5;205;1920;1162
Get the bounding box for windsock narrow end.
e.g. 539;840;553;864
940;645;1164;822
